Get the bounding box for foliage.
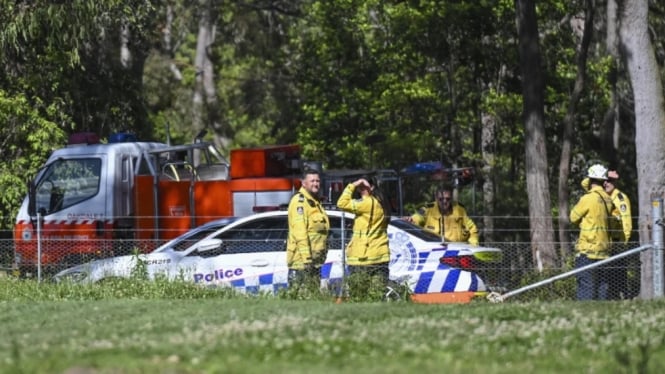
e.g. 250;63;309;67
277;272;411;302
129;248;149;280
291;1;498;169
0;90;68;229
338;272;411;302
277;274;333;301
0;1;664;267
512;268;577;302
0;1;161;139
146;1;305;150
0;276;236;301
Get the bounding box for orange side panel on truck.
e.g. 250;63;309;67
157;181;193;241
230;178;299;192
134;175;234;246
229;144;300;178
193;181;232;227
14;220;113;268
134;175;157;243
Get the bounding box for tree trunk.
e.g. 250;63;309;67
481;110;496;244
164;4;183;81
602;0;621;163
120;19;131;69
515;0;557;271
619;0;665;299
557;0;594;262
193;1;228;150
118;17;150;137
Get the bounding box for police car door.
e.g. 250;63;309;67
179;216;289;293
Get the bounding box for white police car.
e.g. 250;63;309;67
54;210;502;303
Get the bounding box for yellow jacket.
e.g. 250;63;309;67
336;183;390;266
286;187;330;270
570;185;613;259
411;203;479;245
580;177;631;243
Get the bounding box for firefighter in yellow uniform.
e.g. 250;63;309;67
405;187;479;245
336;177;390;291
571;164;614;300
581;171;632;242
582;169;632;299
287;169;330;284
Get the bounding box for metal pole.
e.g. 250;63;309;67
336;212;347;302
652;196;664;298
398;176;404;217
37;212;42;283
488;244;653;302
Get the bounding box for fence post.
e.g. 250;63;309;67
652;196;664;298
37;212;42;283
335;212;347;303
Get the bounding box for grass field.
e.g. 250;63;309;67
1;277;664;374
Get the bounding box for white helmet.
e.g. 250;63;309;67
587;164;608;180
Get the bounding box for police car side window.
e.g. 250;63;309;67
267;226;289;240
247;217;288;242
215;217;287;254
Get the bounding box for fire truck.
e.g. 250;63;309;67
14;132;302;275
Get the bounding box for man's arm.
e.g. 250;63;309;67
407;208;427;227
569;195;588;225
337;179;373;214
336;183;356;212
288;198;312;263
616;191;632;242
461;209;479;246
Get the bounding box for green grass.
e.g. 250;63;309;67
1;277;664;373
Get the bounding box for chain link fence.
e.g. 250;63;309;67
0;224;650;302
484;241;644;301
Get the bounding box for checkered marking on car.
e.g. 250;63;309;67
225;263;342;295
412;269;480;293
416;249;456;271
228;272;289;294
222;259;483;295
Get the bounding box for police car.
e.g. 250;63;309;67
54;210;502;303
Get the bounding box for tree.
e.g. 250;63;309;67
557;0;594;259
0;1;161;138
619;0;665;299
192;0;224;148
0;90;67;227
515;0;557;270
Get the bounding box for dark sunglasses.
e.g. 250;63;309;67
437;197;451;201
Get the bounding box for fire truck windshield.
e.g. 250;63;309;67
35;158;102;214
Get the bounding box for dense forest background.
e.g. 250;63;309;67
1;1;664;277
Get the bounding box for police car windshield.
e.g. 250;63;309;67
389;219;443;242
155;218;238;252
